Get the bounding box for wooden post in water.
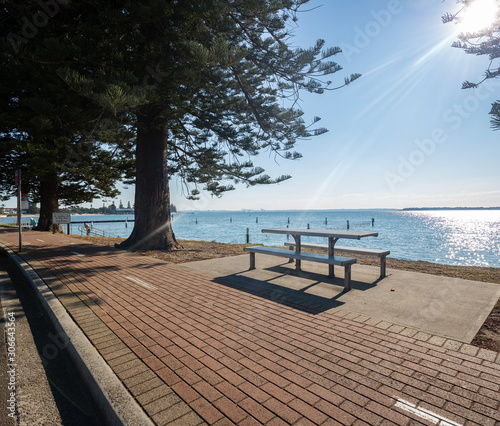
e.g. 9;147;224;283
347;220;350;229
246;228;249;244
325;217;328;225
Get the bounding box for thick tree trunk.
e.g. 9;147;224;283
116;109;179;251
35;172;62;233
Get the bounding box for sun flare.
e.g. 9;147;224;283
458;0;499;33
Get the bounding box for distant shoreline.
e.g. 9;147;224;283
401;207;500;211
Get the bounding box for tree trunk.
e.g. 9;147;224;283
35;172;62;233
116;109;179;251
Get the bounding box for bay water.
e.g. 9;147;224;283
1;209;499;267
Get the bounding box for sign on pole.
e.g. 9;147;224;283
21;194;29;211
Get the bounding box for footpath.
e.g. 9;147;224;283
0;228;499;425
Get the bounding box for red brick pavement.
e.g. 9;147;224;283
1;229;499;425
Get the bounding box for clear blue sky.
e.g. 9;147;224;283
15;0;500;211
169;0;500;211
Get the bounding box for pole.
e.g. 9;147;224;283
16;169;22;252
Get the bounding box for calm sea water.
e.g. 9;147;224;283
2;209;499;267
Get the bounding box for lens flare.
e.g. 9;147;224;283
458;0;499;33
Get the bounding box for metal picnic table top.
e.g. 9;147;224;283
261;228;379;239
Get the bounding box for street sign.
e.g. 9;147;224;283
21;194;29;211
52;212;71;224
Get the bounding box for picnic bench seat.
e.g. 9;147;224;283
243;246;357;291
284;242;390;278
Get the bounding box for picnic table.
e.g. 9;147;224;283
244;228;380;291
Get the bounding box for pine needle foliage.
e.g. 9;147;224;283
1;0;359;247
443;0;500;130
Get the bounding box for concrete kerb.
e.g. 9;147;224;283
0;242;154;426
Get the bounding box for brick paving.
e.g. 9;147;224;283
1;228;499;425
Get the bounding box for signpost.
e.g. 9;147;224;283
52;212;71;234
15;170;21;251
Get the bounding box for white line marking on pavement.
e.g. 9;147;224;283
71;252;85;257
124;276;158;291
394;398;462;425
36;239;45;242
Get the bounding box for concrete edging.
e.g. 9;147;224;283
0;242;154;426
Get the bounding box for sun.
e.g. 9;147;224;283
458;0;499;33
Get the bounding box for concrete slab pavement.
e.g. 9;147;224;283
178;253;500;343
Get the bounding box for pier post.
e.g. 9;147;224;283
246;228;249;244
347;220;350;229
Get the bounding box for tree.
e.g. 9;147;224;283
57;1;359;251
443;0;500;128
0;1;135;231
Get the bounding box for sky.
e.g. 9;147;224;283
9;0;500;211
170;0;500;211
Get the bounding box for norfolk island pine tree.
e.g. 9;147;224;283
3;1;360;248
0;1;135;231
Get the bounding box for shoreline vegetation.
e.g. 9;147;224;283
2;206;500;215
67;235;500;353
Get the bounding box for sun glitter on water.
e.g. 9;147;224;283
458;0;499;33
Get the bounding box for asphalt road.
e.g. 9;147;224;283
0;252;104;425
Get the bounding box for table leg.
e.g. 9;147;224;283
328;237;338;278
293;235;301;272
249;252;255;270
